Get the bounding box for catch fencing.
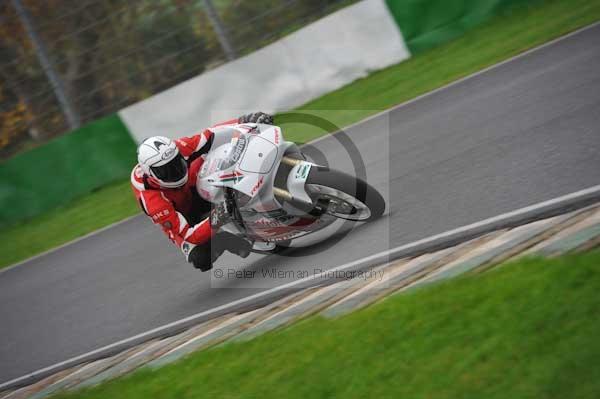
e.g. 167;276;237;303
0;0;355;158
0;0;539;227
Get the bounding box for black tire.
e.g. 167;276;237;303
305;167;385;222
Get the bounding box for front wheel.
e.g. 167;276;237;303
305;168;385;222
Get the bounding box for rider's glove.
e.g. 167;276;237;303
181;241;214;272
210;203;230;229
238;112;273;125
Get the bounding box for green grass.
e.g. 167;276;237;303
53;251;600;398
282;0;600;143
3;0;600;269
0;180;137;268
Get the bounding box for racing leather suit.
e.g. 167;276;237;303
130;118;242;261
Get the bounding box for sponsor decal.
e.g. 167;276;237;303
295;163;310;179
273;127;280;144
152;209;170;222
219;170;244;183
251;176;264;195
162;147;176;160
254;217;282;228
253;214;296;228
259;229;301;241
231;136;247;162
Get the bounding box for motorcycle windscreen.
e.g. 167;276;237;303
199;142;238;178
238;136;278;174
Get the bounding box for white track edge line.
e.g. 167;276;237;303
2;183;599;390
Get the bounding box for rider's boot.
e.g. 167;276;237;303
216;232;251;258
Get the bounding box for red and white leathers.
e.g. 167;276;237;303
130;119;239;250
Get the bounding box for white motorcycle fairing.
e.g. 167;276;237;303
197;124;332;243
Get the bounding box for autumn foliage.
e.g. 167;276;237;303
0;0;349;159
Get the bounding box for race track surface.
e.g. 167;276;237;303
1;25;600;383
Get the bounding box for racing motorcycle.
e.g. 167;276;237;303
197;123;385;253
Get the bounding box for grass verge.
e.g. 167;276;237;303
53;250;600;398
0;180;137;268
283;0;600;143
3;0;600;269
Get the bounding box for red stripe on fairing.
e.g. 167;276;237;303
253;217;316;237
212;118;239;127
290;217;315;227
219;171;243;179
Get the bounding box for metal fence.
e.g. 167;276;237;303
0;0;354;158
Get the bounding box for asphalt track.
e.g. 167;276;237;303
2;25;600;384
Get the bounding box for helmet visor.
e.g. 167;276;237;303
151;154;187;183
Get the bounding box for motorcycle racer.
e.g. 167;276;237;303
130;112;274;271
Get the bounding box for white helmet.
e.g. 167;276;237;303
137;136;188;188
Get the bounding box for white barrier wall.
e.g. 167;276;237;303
119;0;410;142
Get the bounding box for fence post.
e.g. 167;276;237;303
202;0;237;61
11;0;81;130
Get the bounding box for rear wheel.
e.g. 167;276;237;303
305;168;385;222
